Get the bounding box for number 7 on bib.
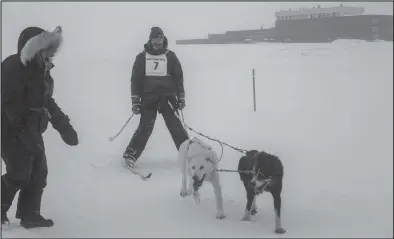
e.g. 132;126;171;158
145;53;168;76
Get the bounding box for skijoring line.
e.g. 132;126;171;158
175;110;248;163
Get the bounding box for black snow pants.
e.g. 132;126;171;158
1;134;48;219
125;95;189;160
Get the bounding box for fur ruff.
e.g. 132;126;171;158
20;26;63;66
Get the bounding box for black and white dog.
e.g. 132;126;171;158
238;150;286;234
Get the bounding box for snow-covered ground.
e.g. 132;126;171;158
2;40;393;238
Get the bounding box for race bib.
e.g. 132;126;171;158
145;53;168;76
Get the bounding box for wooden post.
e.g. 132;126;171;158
253;69;256;112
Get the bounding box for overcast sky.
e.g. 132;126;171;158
2;2;393;59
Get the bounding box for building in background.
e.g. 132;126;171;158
176;5;393;44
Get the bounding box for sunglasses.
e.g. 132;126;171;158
151;36;164;45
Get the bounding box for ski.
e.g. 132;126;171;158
126;167;152;180
120;158;152;180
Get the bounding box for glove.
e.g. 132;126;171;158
52;115;79;146
131;95;141;115
177;97;186;110
132;104;141;115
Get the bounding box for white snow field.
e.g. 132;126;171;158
1;40;393;238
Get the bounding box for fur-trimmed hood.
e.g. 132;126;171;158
18;26;63;66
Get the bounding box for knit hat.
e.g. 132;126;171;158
149;27;164;40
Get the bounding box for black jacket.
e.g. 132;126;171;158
1;27;78;156
130;37;185;100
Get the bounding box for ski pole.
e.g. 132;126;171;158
108;114;135;142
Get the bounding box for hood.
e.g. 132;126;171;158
18;26;63;66
17;27;45;54
144;36;168;55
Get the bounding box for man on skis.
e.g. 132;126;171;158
123;27;189;169
1;26;79;229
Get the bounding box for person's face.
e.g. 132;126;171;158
151;36;164;50
41;47;57;60
40;38;62;62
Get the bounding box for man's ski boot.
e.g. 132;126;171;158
123;152;137;169
19;213;54;229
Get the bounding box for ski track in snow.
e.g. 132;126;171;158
1;40;393;238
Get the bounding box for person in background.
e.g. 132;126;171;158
123;27;189;169
1;26;79;229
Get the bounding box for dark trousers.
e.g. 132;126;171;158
125;96;189;160
1;135;48;219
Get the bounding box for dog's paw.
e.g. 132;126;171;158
275;228;286;234
241;215;251;221
193;191;200;204
216;211;226;220
180;188;190;197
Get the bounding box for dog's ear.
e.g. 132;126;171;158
273;157;283;177
205;155;215;164
246;150;259;157
205;151;218;165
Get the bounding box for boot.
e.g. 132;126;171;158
1;176;19;228
20;213;54;229
123;151;137;169
16;186;53;229
16;187;44;220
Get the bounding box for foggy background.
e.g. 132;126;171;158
2;2;393;60
1;2;393;237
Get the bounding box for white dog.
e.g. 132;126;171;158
177;137;226;219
